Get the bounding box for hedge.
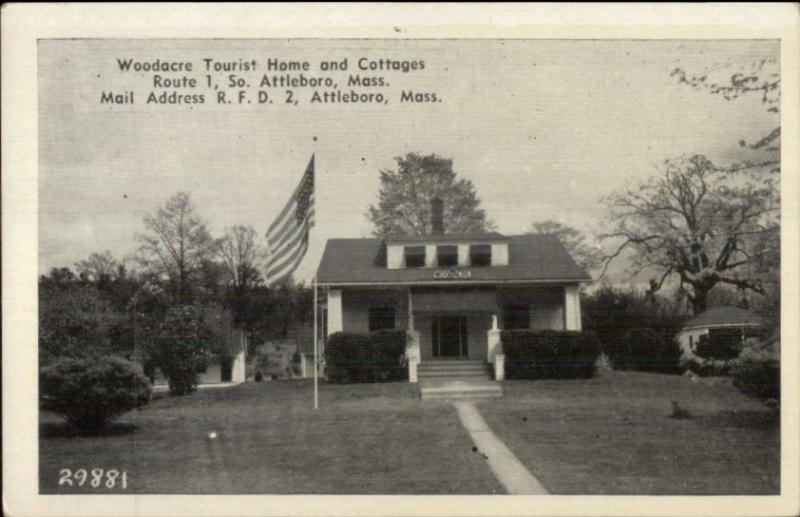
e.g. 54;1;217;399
325;330;407;383
609;327;683;374
502;330;600;379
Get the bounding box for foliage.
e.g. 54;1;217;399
367;153;495;236
39;283;121;361
147;304;231;395
136;192;219;304
730;334;780;401
502;330;601;379
614;327;683;374
40;354;151;433
582;284;686;373
600;154;779;315
695;329;744;361
528;220;603;272
218;225;265;327
325;330;407;383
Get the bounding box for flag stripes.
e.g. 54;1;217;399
266;155;315;287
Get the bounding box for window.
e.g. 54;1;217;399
470;244;492;267
404;246;426;268
503;304;529;330
437;245;458;267
368;307;396;331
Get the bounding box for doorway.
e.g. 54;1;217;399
432;315;468;358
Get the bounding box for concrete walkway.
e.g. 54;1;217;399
454;401;549;495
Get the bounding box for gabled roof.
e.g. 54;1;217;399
682;305;763;330
316;234;591;286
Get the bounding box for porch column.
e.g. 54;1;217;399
487;313;502;364
406;288;421;383
564;285;582;331
327;289;343;335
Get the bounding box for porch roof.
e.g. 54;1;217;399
316;234;591;286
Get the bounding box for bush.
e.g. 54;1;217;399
40;355;151;433
325;330;407;383
502;330;600;379
695;329;743;361
611;327;682;374
731;336;780;401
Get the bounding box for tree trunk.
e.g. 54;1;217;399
690;286;709;315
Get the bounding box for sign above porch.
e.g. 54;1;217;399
433;268;472;280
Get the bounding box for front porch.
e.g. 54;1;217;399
324;284;582;383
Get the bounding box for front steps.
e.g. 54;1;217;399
418;360;503;401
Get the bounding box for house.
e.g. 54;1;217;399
311;199;591;382
677;305;764;360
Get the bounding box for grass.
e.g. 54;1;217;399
479;371;780;494
40;380;503;494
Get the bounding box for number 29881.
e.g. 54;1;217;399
58;468;127;489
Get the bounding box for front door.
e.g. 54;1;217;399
432;316;468;358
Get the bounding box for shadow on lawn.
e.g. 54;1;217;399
40;422;139;439
695;409;779;431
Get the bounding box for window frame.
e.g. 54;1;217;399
436;245;459;267
469;244;492;267
404;245;426;268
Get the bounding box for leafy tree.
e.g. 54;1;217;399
147;304;230;395
75;250;120;282
136;193;219;303
367;153;494;236
527;220;603;272
39;283;120;361
601;154;779;315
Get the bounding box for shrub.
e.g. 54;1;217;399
612;327;682;374
502;330;601;379
681;329;747;376
40;355;151;433
325;330;407;383
731;335;780;401
695;329;743;361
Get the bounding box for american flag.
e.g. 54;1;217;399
266;155;315;287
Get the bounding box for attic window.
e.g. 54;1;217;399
437;245;458;267
404;246;426;268
470;244;492;267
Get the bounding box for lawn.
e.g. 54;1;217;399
479;371;780;494
40;380;503;494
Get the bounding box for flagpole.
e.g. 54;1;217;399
313;273;319;410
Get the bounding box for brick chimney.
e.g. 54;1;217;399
431;197;444;235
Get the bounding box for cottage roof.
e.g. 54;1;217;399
316;233;591;286
682;305;763;330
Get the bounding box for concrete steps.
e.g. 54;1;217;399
417;360;502;401
417;360;490;379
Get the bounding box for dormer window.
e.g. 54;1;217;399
404;246;426;268
437;245;458;267
470;244;492;267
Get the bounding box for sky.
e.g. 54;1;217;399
38;39;778;284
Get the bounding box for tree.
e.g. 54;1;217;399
367;153;494;236
601;154;779;315
218;225;265;328
527;220;603;272
136;193;219;304
672;56;780;172
75;250;119;282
